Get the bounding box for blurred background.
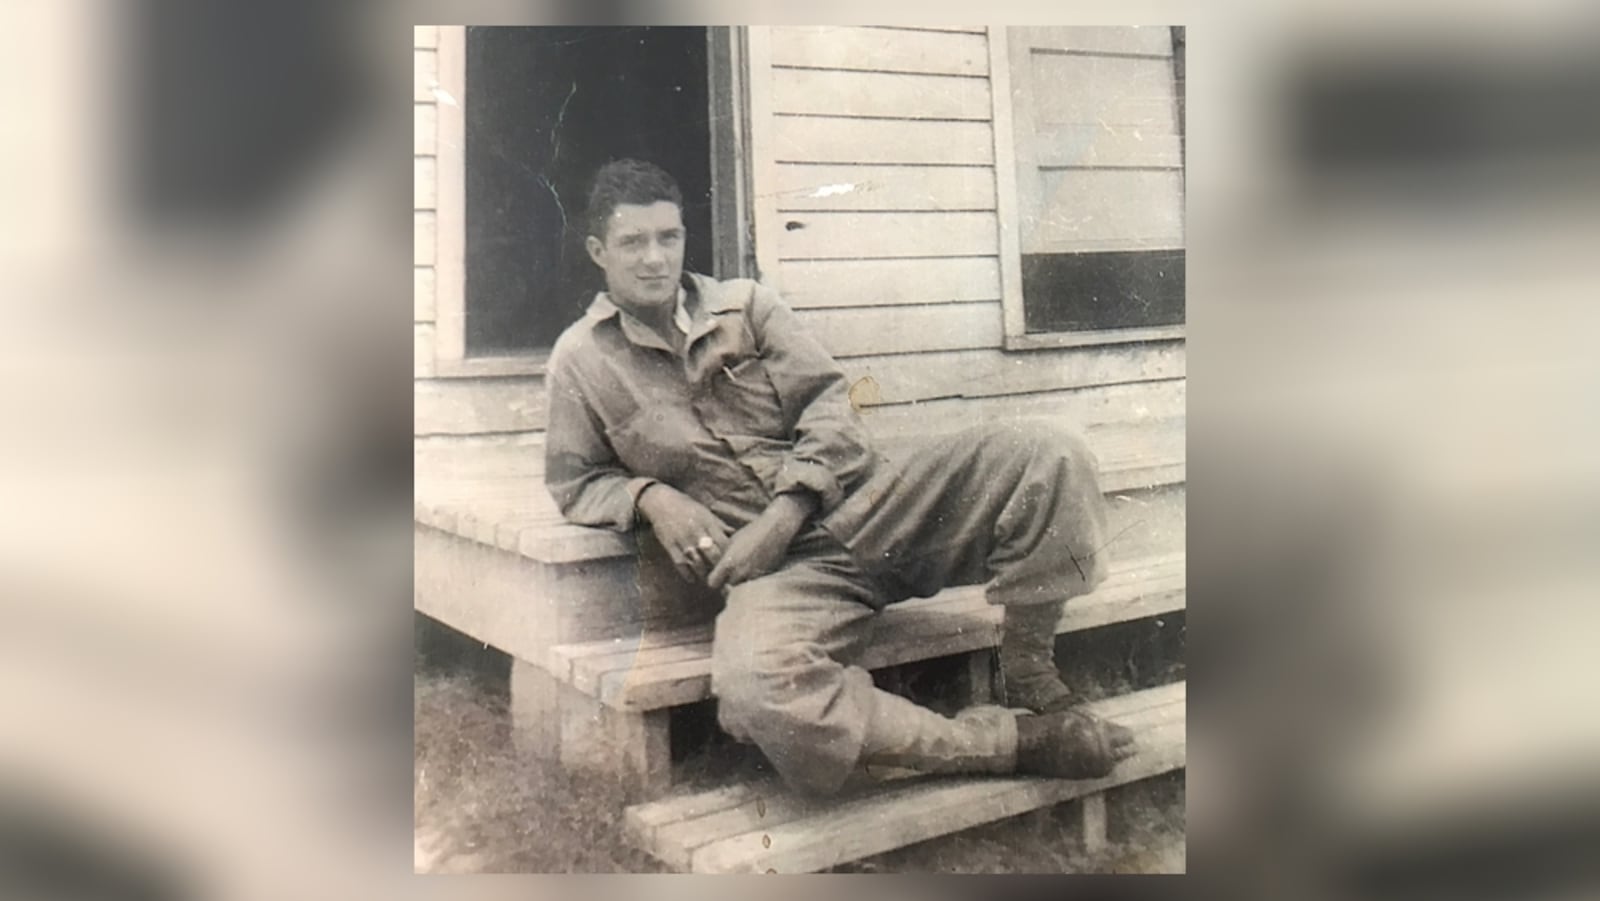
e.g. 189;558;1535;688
1;0;1597;898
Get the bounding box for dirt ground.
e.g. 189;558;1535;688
413;617;1186;874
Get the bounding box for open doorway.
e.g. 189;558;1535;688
463;27;725;355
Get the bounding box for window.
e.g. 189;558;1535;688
994;26;1186;348
464;27;715;356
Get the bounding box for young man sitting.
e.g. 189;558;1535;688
545;159;1136;797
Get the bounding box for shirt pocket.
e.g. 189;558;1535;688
708;355;785;438
604;405;702;482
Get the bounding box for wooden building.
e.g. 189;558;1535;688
414;25;1186;873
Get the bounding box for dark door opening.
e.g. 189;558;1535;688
464;27;714;355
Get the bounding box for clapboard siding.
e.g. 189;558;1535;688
796;303;1002;357
412;342;1182;439
416;431;541;482
772;69;991;120
778;211;998;260
415;49;438;102
771;26;988;76
412;26;1185;452
414;104;436;155
864;378;1185;446
773;116;994;165
414;35;440;394
417;429;541;453
415;267;436;322
414;212;435;266
774;164;995;212
416;324;436;378
1018;26;1171;57
417;377;546;436
415;156;436;209
414;374;1181;481
841;342;1184;405
419;387;1184;496
779;257;1000;308
864;25;987;34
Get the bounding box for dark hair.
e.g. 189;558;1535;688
584;159;683;240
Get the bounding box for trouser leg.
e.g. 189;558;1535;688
710;543;1020;796
827;421;1112;710
832;421;1110;603
860;689;1017;776
999;601;1076;711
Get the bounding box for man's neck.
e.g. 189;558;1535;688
634;306;678;343
630;283;693;354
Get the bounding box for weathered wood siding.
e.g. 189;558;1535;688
415;25;1184;451
753;25;1183;450
414;27;439;383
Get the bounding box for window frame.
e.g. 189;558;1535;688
987;26;1187;352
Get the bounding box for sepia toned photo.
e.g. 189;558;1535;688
414;24;1185;873
14;5;1600;897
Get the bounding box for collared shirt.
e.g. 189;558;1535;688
671;285;693;336
544;272;883;533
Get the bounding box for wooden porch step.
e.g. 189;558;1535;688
414;417;1185;564
625;681;1186;873
545;552;1185;711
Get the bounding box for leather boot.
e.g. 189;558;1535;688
1016;707;1138;779
859;690;1018;777
998;601;1076;713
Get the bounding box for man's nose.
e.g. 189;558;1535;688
642;239;667;267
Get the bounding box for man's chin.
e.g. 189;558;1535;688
636;284;676;303
613;289;674;314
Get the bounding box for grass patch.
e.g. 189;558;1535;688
414;673;667;873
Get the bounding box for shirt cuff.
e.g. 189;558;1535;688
774;459;843;514
625;477;661;526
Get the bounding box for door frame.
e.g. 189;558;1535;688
709;27;756;282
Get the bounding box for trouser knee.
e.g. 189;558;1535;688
710;634;829;728
710;606;803;730
708;638;767;734
710;602;876;796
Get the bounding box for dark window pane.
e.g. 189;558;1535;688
464;27;712;354
1021;250;1185;334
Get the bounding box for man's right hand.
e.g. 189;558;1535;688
636;483;731;584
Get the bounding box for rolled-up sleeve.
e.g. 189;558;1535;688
748;285;875;516
543;352;652;531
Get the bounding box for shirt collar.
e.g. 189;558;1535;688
585;273;742;351
671;286;694;336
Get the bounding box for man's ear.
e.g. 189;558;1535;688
585;235;605;268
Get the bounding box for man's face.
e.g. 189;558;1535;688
585;201;685;318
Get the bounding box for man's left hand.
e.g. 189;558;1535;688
707;492;818;591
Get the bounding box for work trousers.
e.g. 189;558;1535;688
710;422;1109;796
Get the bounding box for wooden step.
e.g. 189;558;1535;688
625;681;1186;873
545;552;1185;711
